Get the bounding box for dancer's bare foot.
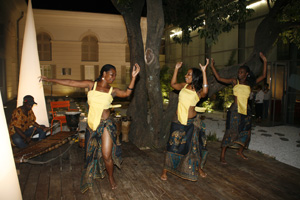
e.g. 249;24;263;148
237;152;248;160
160;169;167;181
199;169;207;178
220;158;227;164
108;176;117;189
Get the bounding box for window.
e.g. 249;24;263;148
40;65;54;85
62;68;71;75
81;35;98;61
84;65;95;80
37;32;51;61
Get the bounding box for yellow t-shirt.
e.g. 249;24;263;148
233;81;251;115
87;82;113;131
177;85;199;125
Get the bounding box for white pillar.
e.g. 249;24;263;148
0;94;22;200
17;0;49;126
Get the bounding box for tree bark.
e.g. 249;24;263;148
144;0;165;147
111;0;151;147
159;90;178;147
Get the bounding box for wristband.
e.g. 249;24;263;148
202;84;208;88
127;87;134;90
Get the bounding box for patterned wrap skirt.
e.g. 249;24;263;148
163;114;208;181
80;117;122;193
221;102;251;148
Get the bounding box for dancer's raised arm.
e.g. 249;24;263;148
170;62;186;90
113;63;140;98
210;58;236;85
199;58;209;98
256;52;267;84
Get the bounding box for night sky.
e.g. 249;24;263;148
29;0;121;15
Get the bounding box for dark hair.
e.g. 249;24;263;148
191;68;203;92
239;65;256;88
95;64;116;81
257;85;262;90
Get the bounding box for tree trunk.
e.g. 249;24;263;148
111;0;151;147
144;0;165;147
159;90;178;147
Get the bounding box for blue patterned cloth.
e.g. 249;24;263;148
163;114;208;181
80;117;122;193
221;102;251;148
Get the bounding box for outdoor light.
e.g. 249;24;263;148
0;94;22;200
246;0;266;9
170;30;182;38
17;0;49;126
170;27;193;38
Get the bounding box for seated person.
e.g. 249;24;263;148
9;95;48;148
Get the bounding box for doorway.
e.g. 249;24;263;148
267;62;289;125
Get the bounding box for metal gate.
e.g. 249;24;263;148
267;62;289;126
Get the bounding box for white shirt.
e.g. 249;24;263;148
264;90;271;100
255;90;264;104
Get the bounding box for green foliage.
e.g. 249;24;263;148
279;30;300;49
163;0;253;46
201;98;214;113
163;0;207;45
160;65;172;102
214;50;235;110
206;132;218;142
276;0;300;48
217;85;234;111
277;0;300;23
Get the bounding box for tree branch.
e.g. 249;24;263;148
280;22;300;31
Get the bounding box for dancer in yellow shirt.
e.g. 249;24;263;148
40;63;140;192
210;52;267;164
161;59;209;181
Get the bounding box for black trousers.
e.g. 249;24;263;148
255;103;263;118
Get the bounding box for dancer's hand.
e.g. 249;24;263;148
132;63;140;78
199;58;209;72
259;52;267;63
39;76;48;82
175;62;183;70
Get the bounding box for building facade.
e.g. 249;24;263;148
19;9;147;97
1;0;147;102
0;0;27;103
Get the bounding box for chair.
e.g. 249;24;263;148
50;101;78;135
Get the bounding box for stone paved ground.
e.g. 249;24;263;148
202;111;300;169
